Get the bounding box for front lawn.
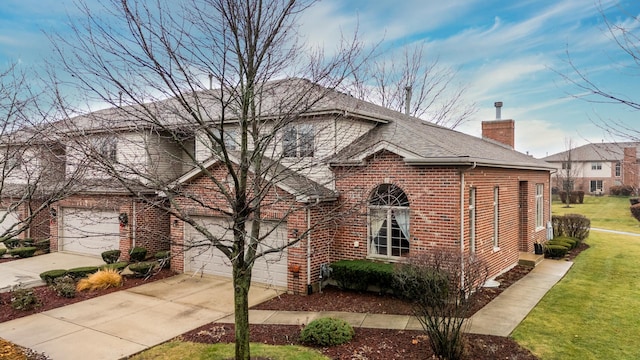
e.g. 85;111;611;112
129;341;329;360
552;195;640;233
512;231;640;359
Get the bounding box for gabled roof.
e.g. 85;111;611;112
542;142;640;162
330;111;553;171
172;152;337;203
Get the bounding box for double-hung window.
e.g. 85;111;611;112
368;184;410;259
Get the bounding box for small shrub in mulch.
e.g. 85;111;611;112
40;269;68;285
10;286;41;311
300;317;354;346
129;247;147;262
8;247;37;258
129;261;156;277
101;249;121;264
52;276;77;298
77;269;123;292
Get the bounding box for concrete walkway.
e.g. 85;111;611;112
216;259;573;337
591;227;640;236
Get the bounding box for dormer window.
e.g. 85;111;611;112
283;124;314;158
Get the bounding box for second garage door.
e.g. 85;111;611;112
60;208;120;256
184;217;288;287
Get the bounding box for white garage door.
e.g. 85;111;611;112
0;211;20;237
60;208;120;256
185;217;288;287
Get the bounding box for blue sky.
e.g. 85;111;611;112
1;0;639;158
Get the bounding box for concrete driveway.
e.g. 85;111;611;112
0;252;105;292
0;255;282;360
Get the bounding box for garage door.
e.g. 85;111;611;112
60;208;120;256
0;210;20;237
185;217;288;287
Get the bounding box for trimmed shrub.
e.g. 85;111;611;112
40;269;68;285
34;239;50;253
129;246;147;262
620;185;635;196
100;261;129;273
300;317;354;346
630;198;640;206
548;240;573;249
52;276;76;298
575;190;585;204
129;261;156;277
101;249;121;264
0;248;6;257
10;285;41;311
545;244;569;259
67;266;100;279
631;203;640;222
330;259;395;292
3;238;20;249
155;250;170;269
8;247;37;258
77;269;123;292
551;236;577;249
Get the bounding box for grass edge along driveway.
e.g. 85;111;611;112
513;206;640;359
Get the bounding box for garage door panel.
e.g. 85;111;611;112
0;211;21;236
185;217;288;287
61;208;120;256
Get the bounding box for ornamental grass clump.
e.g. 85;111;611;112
76;268;123;292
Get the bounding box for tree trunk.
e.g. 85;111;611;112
233;265;252;360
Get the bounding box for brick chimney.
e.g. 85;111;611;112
623;147;638;188
482;102;514;149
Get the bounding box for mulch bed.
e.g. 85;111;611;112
0;268;176;323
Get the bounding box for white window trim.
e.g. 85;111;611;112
469;187;476;253
493;186;500;251
535;184;544;230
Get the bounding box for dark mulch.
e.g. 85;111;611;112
0;268;176;323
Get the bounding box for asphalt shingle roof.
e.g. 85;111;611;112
542;142;640;162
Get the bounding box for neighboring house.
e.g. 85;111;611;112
11;78;553;295
542;142;640;195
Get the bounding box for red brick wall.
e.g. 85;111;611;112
332;151;550;280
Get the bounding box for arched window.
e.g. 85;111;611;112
368;184;410;258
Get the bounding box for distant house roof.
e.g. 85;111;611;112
542;142;640;162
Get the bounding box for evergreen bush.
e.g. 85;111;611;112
129;261;156;277
67;266;100;279
299;317;354;346
40;269;68;285
128;246;147;262
53;276;77;298
8;247;37;258
330;259;394;292
101;249;121;264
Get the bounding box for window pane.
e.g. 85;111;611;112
298;125;314;157
282;127;297;157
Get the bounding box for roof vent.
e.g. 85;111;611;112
494;101;503;120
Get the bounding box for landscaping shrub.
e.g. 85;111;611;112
631;203;640;222
40;269;68;285
77;268;123;292
610;185;621;196
3;238;20;249
299;317;354;346
128;261;156;277
620;185;635;196
101;249;121;264
551;236;577;249
544;244;569;259
392;263;449;304
52;276;76;298
100;261;129;273
548;240;573;249
8;247;37;258
34;239;50;253
129;246;147;262
67;266;100;279
155;250;170;269
552;214;590;241
330;259;394;292
575;190;585;204
10;285;41;311
0;248;6;257
630;198;640;206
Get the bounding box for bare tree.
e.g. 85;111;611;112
562;2;640;140
50;1;366;358
0;63;79;245
393;250;489;360
554;138;580;206
347;43;476;128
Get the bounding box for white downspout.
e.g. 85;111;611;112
306;206;312;291
132;200;137;248
460;162;477;289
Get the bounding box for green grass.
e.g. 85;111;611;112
512;231;640;359
552;195;640;233
129;341;329;360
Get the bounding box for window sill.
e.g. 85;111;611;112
366;255;403;263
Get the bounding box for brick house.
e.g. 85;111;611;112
165;81;554;294
543;142;640;194
4;78;553;295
